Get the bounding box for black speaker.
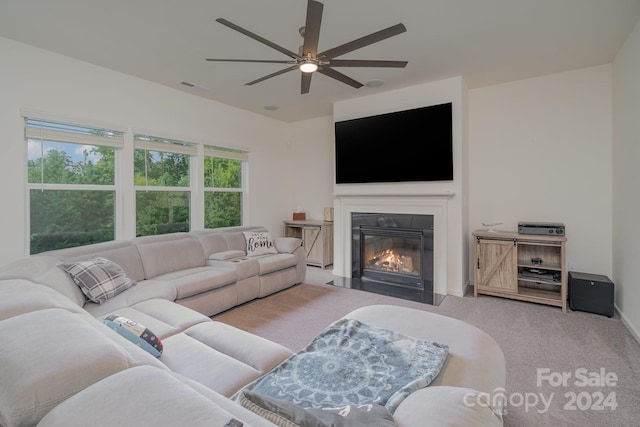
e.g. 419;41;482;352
568;272;614;317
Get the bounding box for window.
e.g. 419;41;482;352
25;118;122;254
25;116;251;252
203;145;247;228
134;134;194;236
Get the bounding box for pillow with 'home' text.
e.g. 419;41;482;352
243;232;278;257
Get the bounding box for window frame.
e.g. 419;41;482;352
203;145;249;229
24;117;124;254
23;112;252;253
133;133;195;237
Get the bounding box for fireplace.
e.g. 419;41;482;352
332;192;455;303
350;213;434;304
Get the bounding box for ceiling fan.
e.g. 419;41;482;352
206;0;407;94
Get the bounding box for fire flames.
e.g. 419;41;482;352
367;249;418;275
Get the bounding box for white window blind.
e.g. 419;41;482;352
134;134;197;156
25;118;124;148
204;145;248;161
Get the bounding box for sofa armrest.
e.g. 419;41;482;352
274;237;302;254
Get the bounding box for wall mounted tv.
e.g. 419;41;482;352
334;102;453;184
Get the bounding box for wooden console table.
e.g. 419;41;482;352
284;220;333;269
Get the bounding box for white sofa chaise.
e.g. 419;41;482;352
0;226;506;427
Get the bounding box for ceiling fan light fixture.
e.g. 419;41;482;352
299;60;318;73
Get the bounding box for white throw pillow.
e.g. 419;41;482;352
243;232;278;257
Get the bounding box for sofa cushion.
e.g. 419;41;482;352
184;321;292;374
0;309;137;427
244;231;278;257
256;253;299;275
160;321;292;397
41;240;146;282
0;256;86;306
34;264;88;306
0;279;86;321
153;266;237;300
59;257;136;304
98;298;211;339
209;257;260;281
135;233;207;279
160;332;263;397
81;279;178;317
36;366;263;427
193;231;233;256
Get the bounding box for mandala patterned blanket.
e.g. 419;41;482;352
237;318;449;413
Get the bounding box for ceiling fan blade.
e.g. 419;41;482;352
317;67;363;89
301;72;312;94
216;18;300;59
245;65;299;86
328;59;408;68
302;0;323;57
206;58;296;64
319;23;407;59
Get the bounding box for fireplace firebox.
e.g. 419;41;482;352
350;213;435;304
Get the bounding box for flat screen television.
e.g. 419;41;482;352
334;102;453;184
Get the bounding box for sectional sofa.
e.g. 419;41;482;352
0;225;506;426
1;225;306;318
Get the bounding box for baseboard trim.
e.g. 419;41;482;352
462;280;473;297
616;303;640;344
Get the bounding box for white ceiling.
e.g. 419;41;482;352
1;0;639;122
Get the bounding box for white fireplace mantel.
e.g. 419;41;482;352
333;192;455;297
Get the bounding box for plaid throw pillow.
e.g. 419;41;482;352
59;257;136;304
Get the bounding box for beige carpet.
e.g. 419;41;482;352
214;281;640;427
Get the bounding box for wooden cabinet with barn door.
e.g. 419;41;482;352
473;230;567;312
284;220;333;269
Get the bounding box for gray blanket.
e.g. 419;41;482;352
237;318;449;413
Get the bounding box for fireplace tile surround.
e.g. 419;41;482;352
332;192;455;303
351;212;435;304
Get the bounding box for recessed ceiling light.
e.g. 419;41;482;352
264;105;279;111
364;79;384;88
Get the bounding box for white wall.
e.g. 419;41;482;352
612;18;640;340
2;31;633;327
468;65;613;279
0;36;290;266
332;77;468;296
285;116;335;224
